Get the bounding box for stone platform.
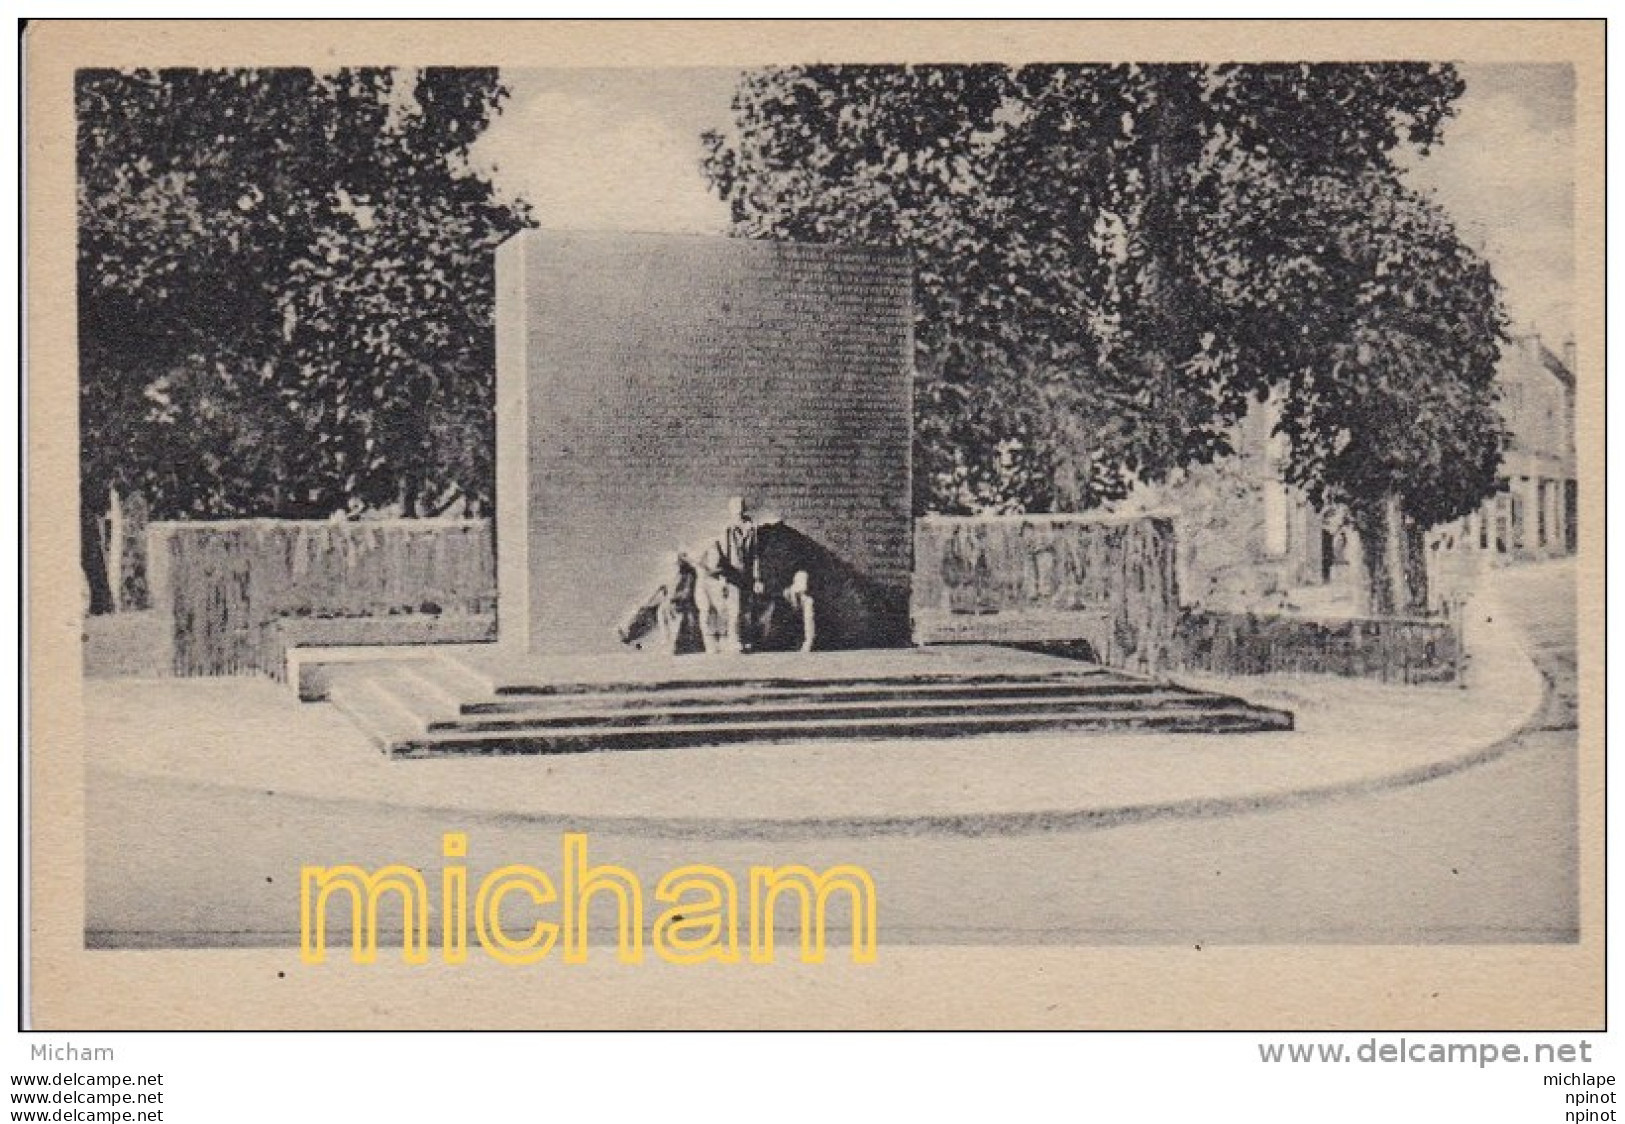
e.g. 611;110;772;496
295;644;1293;758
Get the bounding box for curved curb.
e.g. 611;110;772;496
94;665;1552;844
89;586;1552;839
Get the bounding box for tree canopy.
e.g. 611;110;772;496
702;62;1507;611
1207;167;1506;612
77;67;529;534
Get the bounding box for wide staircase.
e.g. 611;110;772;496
317;646;1293;758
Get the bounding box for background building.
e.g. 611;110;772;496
1445;334;1577;561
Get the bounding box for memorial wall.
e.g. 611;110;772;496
496;231;914;655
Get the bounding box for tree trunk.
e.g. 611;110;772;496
399;469;424;518
1143;77;1178;477
1400;514;1429;617
1352;493;1427;618
1136;68;1205;481
80;496;115;616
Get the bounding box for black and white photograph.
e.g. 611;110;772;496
26;20;1601;1034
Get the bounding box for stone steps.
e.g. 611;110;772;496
325;653;1293;758
437;691;1225;733
462;676;1170;715
481;668;1123;698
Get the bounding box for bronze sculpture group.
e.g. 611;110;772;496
619;496;817;656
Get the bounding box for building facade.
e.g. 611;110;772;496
1437;334;1577;563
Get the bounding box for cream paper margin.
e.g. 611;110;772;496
24;18;1605;1030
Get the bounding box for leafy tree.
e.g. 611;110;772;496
1202;169;1507;614
77;67;528;611
702;62;1501;612
704;64;1132;514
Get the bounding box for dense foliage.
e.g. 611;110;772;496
78;67;528;608
701;63;1507;612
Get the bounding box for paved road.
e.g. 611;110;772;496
85;561;1578;948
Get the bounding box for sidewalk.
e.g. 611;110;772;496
84;578;1546;838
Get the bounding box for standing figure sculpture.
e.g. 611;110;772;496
653;551;699;655
698;495;762;655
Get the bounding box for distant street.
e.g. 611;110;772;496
86;561;1577;949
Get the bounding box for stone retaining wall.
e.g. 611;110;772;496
1173;609;1460;684
912;514;1180;674
146;519;494;676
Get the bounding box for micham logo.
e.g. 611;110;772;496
300;832;878;967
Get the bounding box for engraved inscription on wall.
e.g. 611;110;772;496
497;232;913;654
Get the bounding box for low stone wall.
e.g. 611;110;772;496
147;519;495;676
912;514;1180;674
133;513;1456;685
1173;610;1460;685
261;613;497;682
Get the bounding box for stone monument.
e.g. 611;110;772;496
494;231;914;655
